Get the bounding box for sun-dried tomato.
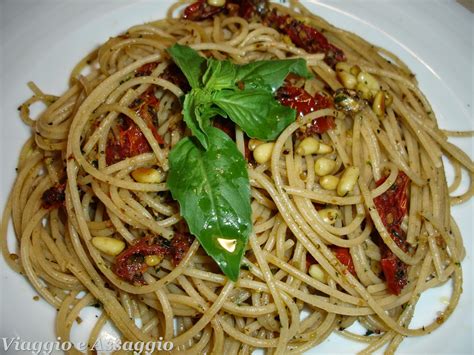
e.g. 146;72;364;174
233;0;268;19
183;0;224;21
160;63;191;92
373;172;410;295
169;233;194;266
106;118;153;165
136;61;191;92
113;235;170;284
135;62;159;77
380;252;408;295
183;0;268;21
276;85;335;135
106;87;164;165
374;172;409;230
265;9;345;67
130;87;165;144
113;233;194;284
331;247;356;276
41;183;66;210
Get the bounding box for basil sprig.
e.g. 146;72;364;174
166;44;311;281
168;127;251;281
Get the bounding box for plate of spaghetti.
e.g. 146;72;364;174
0;1;472;354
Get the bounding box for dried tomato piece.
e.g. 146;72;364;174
276;85;333;118
232;0;268;19
374;172;410;229
183;0;268;21
265;9;345;67
106;118;153;165
135;62;159;77
130;87;165;145
160;63;191;92
106;87;164;165
130;88;159;121
379;247;408;295
307;116;335;136
136;61;191;92
331;247;356;276
113;235;170;284
276;85;335;135
183;0;224;21
169;233;194;266
373;172;410;295
305;249;354;278
113;233;194;284
41;183;66;210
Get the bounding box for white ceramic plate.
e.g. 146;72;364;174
0;1;472;354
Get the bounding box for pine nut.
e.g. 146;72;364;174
296;137;320;155
318;208;341;225
337;166;360;196
207;0;225;6
372;91;385;117
337;71;357;89
253;142;274;164
309;264;326;283
317;142;333;154
350;65;361;76
319;175;339;190
356;82;372;100
145;255;163;267
357;71;379;91
91;237;125;256
248;138;263;151
314;157;336;176
383;90;393;107
132;168;164;184
335;62;351;73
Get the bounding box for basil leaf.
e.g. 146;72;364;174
166;45;313;281
167;127;252;281
212;88;296;141
236;58;312;92
203;59;237;91
198;105;228;123
168;44;206;89
182;92;210;149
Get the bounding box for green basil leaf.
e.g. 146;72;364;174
203;59;237;91
198;105;228;123
182;91;211;149
235;58;312;92
212;88;296;141
168;44;207;89
167;127;252;281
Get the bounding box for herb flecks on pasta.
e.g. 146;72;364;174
2;0;473;354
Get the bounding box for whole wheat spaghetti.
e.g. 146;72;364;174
1;1;473;354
